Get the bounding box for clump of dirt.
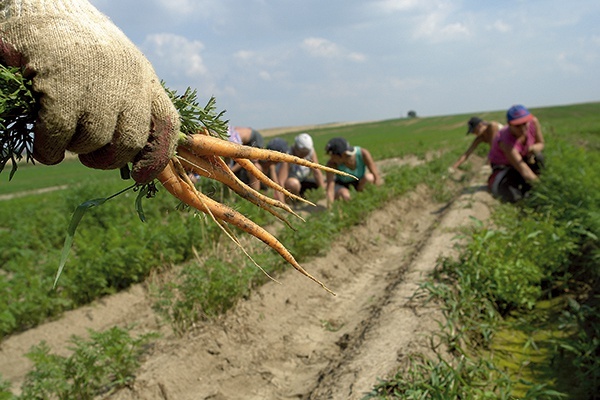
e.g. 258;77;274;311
0;157;495;400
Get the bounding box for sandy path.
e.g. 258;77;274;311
0;157;495;399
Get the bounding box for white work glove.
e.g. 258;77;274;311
0;0;180;183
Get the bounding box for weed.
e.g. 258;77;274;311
0;375;14;400
18;327;158;399
364;353;518;399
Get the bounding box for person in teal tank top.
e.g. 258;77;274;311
324;137;383;207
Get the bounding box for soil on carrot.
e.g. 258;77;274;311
0;156;496;400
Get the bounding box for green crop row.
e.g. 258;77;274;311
0;176;276;338
365;109;600;398
0;327;158;399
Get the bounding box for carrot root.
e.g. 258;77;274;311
159;130;350;295
232;157;313;206
180;133;356;180
157;159;335;296
176;148;304;227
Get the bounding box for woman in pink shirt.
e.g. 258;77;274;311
487;105;545;202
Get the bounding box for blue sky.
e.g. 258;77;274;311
91;0;600;129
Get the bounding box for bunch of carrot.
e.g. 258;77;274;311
158;128;354;295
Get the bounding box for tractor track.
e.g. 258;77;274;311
305;197;454;399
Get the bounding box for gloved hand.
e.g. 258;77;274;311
0;0;180;183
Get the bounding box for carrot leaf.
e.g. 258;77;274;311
0;65;37;177
162;84;229;139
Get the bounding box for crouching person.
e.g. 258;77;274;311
258;138;290;203
285;133;325;199
324;137;382;207
488;105;545;202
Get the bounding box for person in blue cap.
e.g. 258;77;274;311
487;104;545;202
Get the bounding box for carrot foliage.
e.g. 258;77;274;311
0;65;37;179
164;85;228;138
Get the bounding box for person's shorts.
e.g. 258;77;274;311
299;179;319;195
288;164;310;181
234;168;252;185
488;154;544;202
334;179;359;194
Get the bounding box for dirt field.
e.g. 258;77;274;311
0;156;496;399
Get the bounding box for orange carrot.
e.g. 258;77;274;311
157;159;335;296
155;130;354;294
231;157;310;205
176;147;303;229
180;133;356;180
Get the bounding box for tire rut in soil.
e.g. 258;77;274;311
305;194;459;399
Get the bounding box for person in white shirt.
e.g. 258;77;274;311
284;133;325;199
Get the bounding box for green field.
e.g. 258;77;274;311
1;101;599;398
3;101;597;197
0;159;118;196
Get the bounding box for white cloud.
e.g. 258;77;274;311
301;37;366;62
157;0;191;13
374;0;421;13
413;11;470;42
302;37;340;58
557;52;581;73
348;52;367;62
440;22;469;36
234;50;257;63
153;0;218;17
490;20;511;33
233;49;289;72
258;71;272;81
142;33;207;77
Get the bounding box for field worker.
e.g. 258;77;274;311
0;0;180;184
324;137;382;207
285;133;325;199
228;126;265;190
258;138;290;203
487;105;545;202
231;126;265;149
223;125;244;169
451;117;503;170
227;125;243;146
